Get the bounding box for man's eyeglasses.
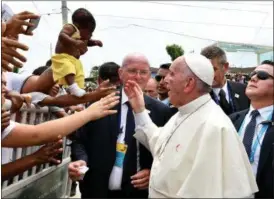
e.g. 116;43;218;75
249;71;274;80
155;75;165;82
126;68;150;76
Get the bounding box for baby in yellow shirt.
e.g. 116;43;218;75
51;8;102;97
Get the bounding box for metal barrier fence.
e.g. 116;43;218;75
2;104;72;198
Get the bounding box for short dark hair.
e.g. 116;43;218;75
98;62;120;83
72;8;96;31
32;66;49;76
45;59;52;67
200;45;227;64
159;63;171;70
261;60;274;67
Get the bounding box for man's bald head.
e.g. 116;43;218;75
119;53;151;90
145;78;158;98
122;52;150;68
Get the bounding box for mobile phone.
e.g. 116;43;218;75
25;17;41;34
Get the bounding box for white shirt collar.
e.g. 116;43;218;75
248;105;274;121
121;87;129;105
158;97;170;105
212;80;228;97
177;94;211;115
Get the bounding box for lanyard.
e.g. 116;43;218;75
238;112;272;163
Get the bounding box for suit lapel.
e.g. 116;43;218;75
233;110;249;131
209;90;218;103
256;111;274;180
109;93;122;142
228;81;240;111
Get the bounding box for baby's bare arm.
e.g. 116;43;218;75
58;24;78;46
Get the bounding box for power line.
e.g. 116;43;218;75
99;23;216;42
94;14;273;30
98;23;272;47
98;24;133;31
40;12;62;16
221;1;273;6
31;0;52;29
142;1;269;14
131;24;217;42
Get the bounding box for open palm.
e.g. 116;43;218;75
124;80;145;113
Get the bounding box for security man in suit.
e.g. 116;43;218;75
230;60;274;198
68;53;172;198
201;45;250;115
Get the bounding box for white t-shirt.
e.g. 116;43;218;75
2;120;16;165
5;72;32;93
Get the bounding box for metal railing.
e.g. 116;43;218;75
1;104;72;198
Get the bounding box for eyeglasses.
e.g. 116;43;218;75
249;71;274;80
126;68;150;76
155;75;165;82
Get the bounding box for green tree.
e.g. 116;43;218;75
85;66;99;90
166;44;184;61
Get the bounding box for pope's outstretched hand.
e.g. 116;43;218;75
124;80;145;113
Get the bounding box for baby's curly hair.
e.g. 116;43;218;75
72;8;96;31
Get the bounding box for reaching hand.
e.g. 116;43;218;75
33;135;63;165
1;109;11;131
21;94;32;108
86;92;119;120
88;39;103;47
2;22;7;36
131;169;150;190
124;80;145;113
92;79;117;101
6;91;31;113
68;160;87;181
5;11;40;37
1;37;28;71
49;84;60;97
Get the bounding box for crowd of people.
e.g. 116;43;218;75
1;6;274;199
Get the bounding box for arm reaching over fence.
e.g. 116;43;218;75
2;92;120;147
1;135;63;182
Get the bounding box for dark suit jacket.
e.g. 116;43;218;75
210;81;250;114
230;110;274;198
72;95;172;198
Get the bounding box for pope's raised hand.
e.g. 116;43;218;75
124;80;145;113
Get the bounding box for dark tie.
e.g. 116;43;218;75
124;102;135;144
243;110;260;159
122;102;137;185
219;89;232;115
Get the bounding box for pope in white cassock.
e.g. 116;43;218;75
124;54;258;198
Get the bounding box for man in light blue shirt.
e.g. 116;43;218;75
230;60;274;198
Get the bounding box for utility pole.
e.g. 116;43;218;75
61;1;68;25
50;43;53;56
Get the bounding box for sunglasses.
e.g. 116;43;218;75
155;75;165;82
249;71;274;80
